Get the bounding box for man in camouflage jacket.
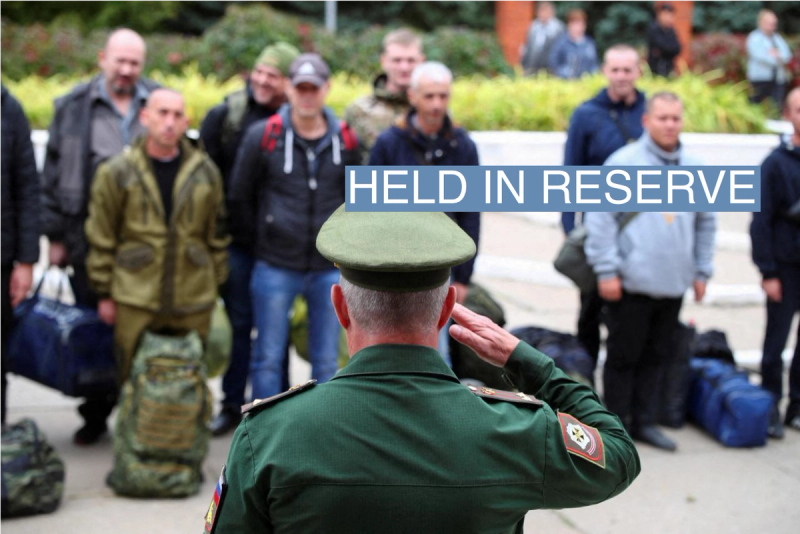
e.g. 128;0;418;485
343;28;424;163
85;89;229;383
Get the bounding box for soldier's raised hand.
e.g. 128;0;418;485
449;303;518;367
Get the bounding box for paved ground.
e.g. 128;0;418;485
5;132;799;532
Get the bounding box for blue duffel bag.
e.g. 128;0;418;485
7;274;116;398
689;359;773;447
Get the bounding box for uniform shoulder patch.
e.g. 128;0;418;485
466;384;543;406
241;379;317;415
204;465;228;534
558;412;606;469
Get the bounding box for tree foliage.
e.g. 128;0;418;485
2;1;799;39
269;1;495;33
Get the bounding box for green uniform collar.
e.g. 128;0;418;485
332;343;460;383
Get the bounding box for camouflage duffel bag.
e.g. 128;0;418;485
107;330;212;498
1;419;65;517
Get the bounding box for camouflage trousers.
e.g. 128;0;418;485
114;303;212;385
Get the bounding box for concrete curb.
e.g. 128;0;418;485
475;254;765;307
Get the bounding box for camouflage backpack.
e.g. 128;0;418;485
107;330;212;498
1;419;65;517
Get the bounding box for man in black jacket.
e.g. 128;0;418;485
647;3;682;77
369;61;481;366
750;87;800;438
228;54;360;400
41;28;158;445
200;42;299;436
1;86;40;425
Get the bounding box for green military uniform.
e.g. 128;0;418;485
343;74;410;164
85;136;230;380
206;207;640;534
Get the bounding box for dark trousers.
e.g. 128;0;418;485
2;265;11;424
577;289;604;366
761;263;800;408
604;291;683;429
71;265;117;426
220;246;255;409
750;81;787;114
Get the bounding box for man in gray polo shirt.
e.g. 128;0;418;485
41;28;160;445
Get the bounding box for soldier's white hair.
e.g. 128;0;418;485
410;61;453;90
340;277;450;334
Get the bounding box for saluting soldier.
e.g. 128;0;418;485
205;206;641;534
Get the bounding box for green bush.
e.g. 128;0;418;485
690;33;747;85
195;4;307;80
3;68;767;134
0;19;204;80
1;4;511;82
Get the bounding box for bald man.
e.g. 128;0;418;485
85;88;229;388
42;28;160;445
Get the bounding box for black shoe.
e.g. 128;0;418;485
633;425;677;451
785;405;800;432
209;406;241;437
74;422;107;446
768;409;785;439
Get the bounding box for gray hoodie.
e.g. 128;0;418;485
585;132;717;298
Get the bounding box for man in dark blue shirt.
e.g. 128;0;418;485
561;44;646;370
370;61;480;367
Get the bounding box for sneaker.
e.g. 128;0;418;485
74;422;108;446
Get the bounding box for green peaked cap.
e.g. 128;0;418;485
316;205;477;292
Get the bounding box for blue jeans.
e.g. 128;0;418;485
250;261;340;398
220;246;255;408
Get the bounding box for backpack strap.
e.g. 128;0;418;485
221;89;249;148
260;114;284;152
339;120;358;152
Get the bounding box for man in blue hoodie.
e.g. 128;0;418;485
228;54;360;400
586;92;717;452
750;87;800;438
562;45;646;370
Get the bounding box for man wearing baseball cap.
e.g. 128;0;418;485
228;53;360;404
201;42;300;436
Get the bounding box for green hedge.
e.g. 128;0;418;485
1;4;511;82
3;67;768;134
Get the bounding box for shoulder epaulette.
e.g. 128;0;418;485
466;384;543;406
241;379;317;415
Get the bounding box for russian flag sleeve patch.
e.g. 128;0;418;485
204;465;228;533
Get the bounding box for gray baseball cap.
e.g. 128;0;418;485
289;54;331;87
